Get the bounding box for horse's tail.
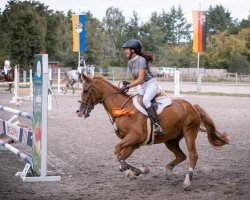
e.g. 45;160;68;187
194;104;229;148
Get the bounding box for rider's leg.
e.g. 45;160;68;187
3;68;8;78
142;80;164;136
146;105;164;136
79;73;82;82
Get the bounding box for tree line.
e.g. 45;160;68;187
0;0;249;74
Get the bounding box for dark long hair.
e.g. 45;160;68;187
138;51;155;66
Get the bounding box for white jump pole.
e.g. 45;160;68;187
10;66;33;105
29;69;33;99
48;69;52;111
57;68;61;93
23;71;27;83
174;70;181;96
10;65;20;105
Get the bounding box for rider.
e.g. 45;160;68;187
78;56;87;82
2;58;11;77
121;39;164;136
87;65;95;78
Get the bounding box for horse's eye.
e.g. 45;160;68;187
83;89;88;93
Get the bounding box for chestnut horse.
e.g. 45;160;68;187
77;74;229;189
0;67;14;93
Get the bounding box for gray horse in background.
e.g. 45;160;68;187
61;70;81;94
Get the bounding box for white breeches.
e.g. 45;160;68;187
138;78;160;108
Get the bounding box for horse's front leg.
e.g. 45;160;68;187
117;154;150;179
70;80;76;94
114;135;150;179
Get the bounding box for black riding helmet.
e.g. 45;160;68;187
122;39;142;53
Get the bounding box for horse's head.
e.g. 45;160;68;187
76;73;103;118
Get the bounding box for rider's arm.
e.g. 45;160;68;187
129;68;145;88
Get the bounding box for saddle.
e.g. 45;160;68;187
132;90;172;116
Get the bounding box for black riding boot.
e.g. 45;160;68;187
146;106;165;136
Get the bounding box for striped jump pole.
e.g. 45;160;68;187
0;105;33;120
0;140;34;178
0;140;33;166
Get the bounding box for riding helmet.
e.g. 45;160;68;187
122;39;142;53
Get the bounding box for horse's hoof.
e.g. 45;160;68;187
140;165;150;174
164;165;172;175
165;173;174;180
125;169;135;180
183;173;191;190
183;184;191;191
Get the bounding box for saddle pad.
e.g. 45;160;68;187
132;95;172;116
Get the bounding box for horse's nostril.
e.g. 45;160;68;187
76;110;79;113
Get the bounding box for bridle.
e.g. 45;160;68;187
78;80;121;118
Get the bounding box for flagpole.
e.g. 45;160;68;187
78;9;81;70
197;52;201;93
78;51;80;69
197;1;202;93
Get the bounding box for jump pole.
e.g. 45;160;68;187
0;55;60;182
48;69;52;111
57;68;61;93
174;70;181;97
0;105;34;178
10;66;33;105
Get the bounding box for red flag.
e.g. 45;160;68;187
192;11;207;52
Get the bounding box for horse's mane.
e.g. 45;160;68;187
92;75;129;97
93;75;119;90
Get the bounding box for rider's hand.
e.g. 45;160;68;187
120;85;130;93
122;81;130;86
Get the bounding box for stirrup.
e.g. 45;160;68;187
153;123;165;136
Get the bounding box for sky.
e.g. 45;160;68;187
0;0;249;24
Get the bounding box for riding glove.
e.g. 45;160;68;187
120;85;130;93
122;81;130;86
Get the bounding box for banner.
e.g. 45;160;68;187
72;14;86;52
192;11;207;52
33;54;43;175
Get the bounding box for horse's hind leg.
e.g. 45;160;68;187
9;84;12;93
5;83;12;93
183;127;199;190
164;137;187;178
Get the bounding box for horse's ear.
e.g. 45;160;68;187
81;72;92;83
